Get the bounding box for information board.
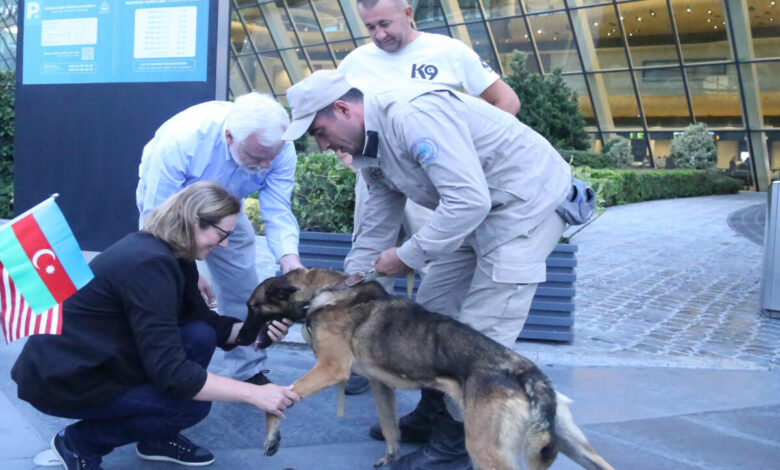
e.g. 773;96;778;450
22;0;209;85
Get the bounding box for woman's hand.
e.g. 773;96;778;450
197;274;217;308
266;319;293;343
251;384;300;418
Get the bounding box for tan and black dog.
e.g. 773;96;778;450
236;268;613;470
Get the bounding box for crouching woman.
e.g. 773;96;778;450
11;181;299;470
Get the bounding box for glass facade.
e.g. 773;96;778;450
228;0;780;188
1;1;778;185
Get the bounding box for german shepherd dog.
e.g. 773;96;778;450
236;268;613;470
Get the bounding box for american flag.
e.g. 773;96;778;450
1;261;62;344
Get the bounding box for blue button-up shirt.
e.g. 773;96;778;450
136;101;299;260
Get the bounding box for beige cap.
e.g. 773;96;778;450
282;70;354;141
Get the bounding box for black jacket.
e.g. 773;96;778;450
11;232;241;412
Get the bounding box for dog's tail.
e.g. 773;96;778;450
515;365;559;470
554;392;615;470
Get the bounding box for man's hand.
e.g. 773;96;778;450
374;247;412;277
279;254;305;274
266;319;293;343
336;150;356;172
197;274;217;308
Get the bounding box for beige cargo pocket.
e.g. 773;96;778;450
492;261;546;285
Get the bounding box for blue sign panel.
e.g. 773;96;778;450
22;0;209;84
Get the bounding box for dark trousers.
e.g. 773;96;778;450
39;321;217;458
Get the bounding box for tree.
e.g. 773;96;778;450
669;123;716;169
504;51;590;151
0;71;13;219
602;136;633;168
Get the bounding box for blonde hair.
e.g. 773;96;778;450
143;182;241;260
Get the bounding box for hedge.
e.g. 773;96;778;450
576;168;743;206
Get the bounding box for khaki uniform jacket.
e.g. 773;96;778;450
349;85;572;272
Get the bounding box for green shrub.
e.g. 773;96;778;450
603;136;633;168
669;123;716;169
0;71;13;219
245;152;356;234
580;169;742;206
559;149;616;169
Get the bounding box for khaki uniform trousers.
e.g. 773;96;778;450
415;211;566;349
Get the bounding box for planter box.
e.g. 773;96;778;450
297;231;575;343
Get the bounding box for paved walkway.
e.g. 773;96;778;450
2;191;780;469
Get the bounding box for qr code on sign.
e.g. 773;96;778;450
81;47;94;61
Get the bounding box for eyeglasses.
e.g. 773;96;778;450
199;218;233;243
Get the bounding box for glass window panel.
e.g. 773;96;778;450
237;53;275;94
449;22;499;71
312;0;353;42
750;0;780;59
232;9;255;54
421;25;451;36
746;61;780;128
522;0;565;14
489;17;541;74
686;64;743;127
442;0;484;24
415;0;447;29
260;1;299;49
591;71;643;127
305;44;334;70
259;50;293;93
561;74;597;127
483;0;522;19
710;131;751;184
236;7;276;52
332;40;358;62
634;68;691;127
670;0;732;62
287;0;327;46
527;12;580;73
229;54;251;97
571;4;627;71
619;0;679;68
235;0;259;8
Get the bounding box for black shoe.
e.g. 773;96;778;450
388;412;473;470
51;429;104;470
244;370;271;386
369;389;444;443
344;371;370;395
136;434;215;466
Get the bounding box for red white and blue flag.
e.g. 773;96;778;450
0;195;93;343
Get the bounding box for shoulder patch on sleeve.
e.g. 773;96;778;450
480;59;494;72
410;138;439;165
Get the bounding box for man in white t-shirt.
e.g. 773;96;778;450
334;0;520;465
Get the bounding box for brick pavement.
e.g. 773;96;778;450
526;191;780;370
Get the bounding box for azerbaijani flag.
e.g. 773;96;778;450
0;195;93;315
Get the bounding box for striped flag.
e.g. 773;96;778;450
0;195;93;315
0;261;62;343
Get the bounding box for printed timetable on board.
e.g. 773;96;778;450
22;0;209;84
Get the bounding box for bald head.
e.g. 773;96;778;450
357;0;418;52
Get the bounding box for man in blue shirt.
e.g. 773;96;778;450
136;92;303;385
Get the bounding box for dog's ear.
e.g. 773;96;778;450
269;278;299;302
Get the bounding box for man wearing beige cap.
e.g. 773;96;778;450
282;69;572;470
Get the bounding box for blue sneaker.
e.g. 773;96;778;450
136;434;214;466
50;429;103;470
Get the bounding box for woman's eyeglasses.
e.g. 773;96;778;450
199;218;233;243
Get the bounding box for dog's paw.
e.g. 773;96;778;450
264;429;281;456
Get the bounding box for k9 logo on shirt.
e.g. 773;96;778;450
411;64;439;80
